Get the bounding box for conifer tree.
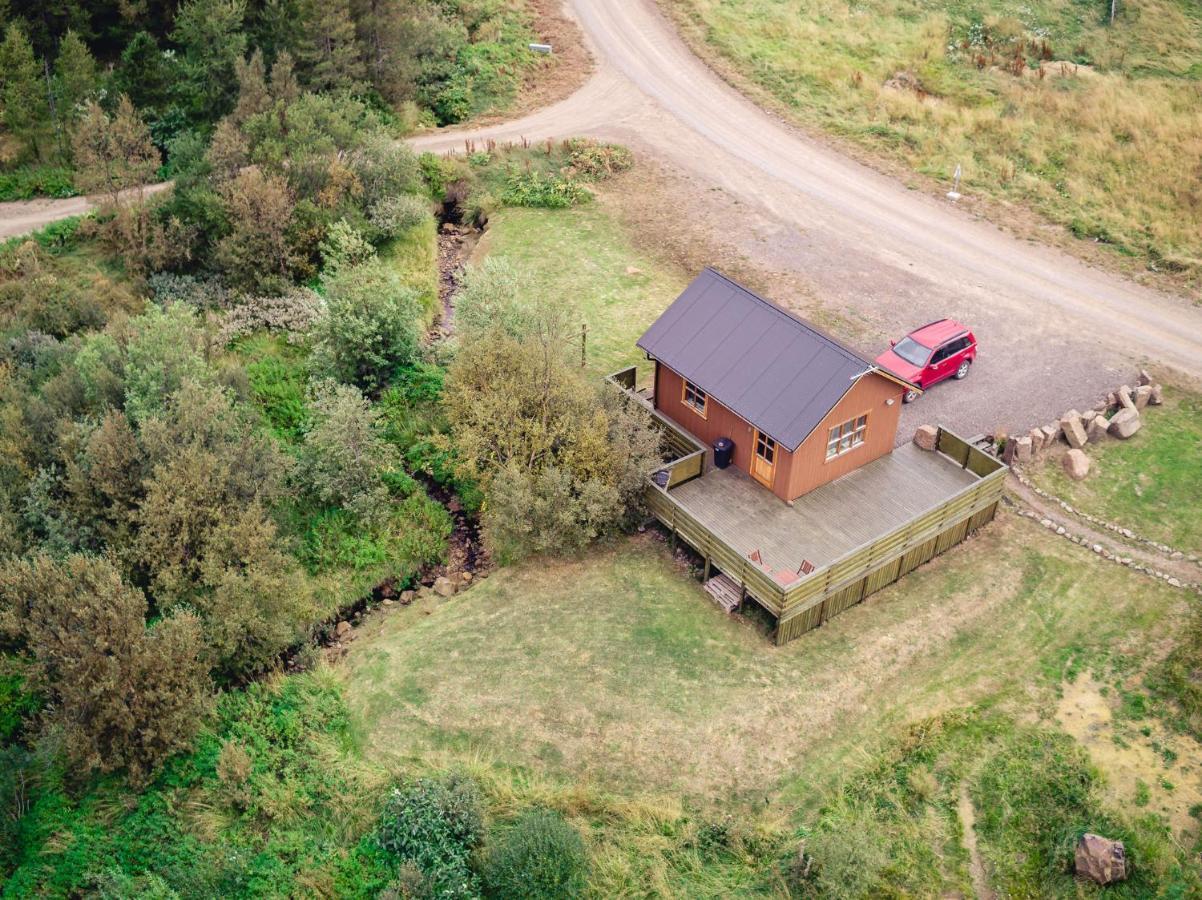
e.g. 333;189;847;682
0;23;49;160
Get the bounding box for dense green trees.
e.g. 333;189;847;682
0;0;540;199
445;281;662;563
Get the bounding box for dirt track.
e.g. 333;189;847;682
4;0;1200;438
411;0;1202;438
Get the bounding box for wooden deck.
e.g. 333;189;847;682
670;443;979;576
608;364;1007;643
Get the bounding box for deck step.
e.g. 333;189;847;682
703;574;742;613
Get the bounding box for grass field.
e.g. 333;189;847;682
1030;387;1202;551
472;200;690;380
662;0;1202;284
342;511;1201;893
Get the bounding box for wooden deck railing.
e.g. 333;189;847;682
607;366;707;488
608;368;1008;644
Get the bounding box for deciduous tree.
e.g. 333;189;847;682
299;379;398;520
0;554;211;784
71;95;159;205
444;292;661;562
214;166;298;292
308;259;423;391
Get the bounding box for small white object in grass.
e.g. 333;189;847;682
947;163;962;201
529;43;553;54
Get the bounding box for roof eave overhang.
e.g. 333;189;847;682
860;365;923;394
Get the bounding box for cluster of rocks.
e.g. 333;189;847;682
1012;468;1201;567
327;570;480;649
997;370;1163;479
1009;505;1201;594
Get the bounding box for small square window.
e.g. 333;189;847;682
683;380;707;416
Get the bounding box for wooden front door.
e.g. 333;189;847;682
751;429;776;488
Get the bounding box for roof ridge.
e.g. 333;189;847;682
702;267;872;370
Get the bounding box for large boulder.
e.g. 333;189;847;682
1002;438;1018;465
1028;428;1045;453
1075;833;1127;885
1041;423;1060;445
1138;369;1152;386
913;424;938;451
1060;411;1088;449
433;575;458;598
1062;448;1091;481
1014;435;1033;462
1134;384;1152;409
1149;383;1163;406
1108;408;1142;439
1086;415;1109;443
1118;385;1136;411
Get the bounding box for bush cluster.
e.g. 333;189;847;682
482;809;589;899
377;775;485;897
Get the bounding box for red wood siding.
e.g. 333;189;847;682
655;362;904;502
781;372;904;498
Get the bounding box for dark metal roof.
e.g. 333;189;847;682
637;268;875;452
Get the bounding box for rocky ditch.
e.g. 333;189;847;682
282;205;490;671
430;198;484;341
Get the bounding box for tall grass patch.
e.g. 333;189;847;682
665;0;1202;281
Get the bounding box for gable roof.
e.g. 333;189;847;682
637;268;894;452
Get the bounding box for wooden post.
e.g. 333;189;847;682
702;556;711;582
580;323;587;368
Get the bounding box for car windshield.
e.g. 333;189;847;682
891;336;930;367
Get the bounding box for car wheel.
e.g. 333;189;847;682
954;360;970;380
903;388;919;403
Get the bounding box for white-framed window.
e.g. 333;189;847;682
682;379;708;417
826;414;868;459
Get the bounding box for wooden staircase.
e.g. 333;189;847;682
703;573;742;613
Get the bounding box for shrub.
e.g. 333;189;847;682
120;301;212;424
501;170;592;209
482;809;588;899
219;289;323;345
368;194;431;239
454;257;528;341
444;304;661;562
298;380;399;522
376;775;484;898
564;139;634;180
0;165;78;201
148;273;234;311
319;219;376;273
0;554;211;784
308;259;423;392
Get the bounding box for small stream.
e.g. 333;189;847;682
278;200;488;672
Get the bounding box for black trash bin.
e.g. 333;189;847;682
713;437;734;469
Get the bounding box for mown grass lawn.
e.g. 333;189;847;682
341;514;1200;893
473;201;690;382
662;0;1202;282
343;515;1184;800
1030;387;1202;551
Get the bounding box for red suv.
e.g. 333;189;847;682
876;319;976;403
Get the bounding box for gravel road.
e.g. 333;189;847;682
4;0;1199;439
